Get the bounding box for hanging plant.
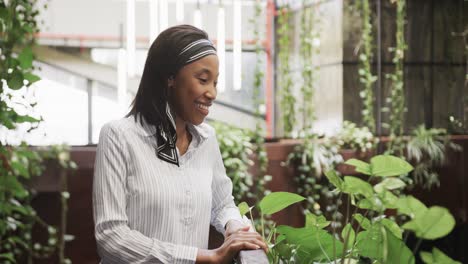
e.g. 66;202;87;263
299;0;319;134
0;1;75;263
358;0;377;133
277;4;296;138
250;0;271;199
383;0;407;155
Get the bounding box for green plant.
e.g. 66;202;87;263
1;1;75;263
250;0;270;199
406;125;462;189
358;0;377;133
420;247;461;264
284;134;342;217
212;121;256;203
239;155;460;264
335;121;376;153
299;0;319;133
277;5;296;138
384;0;407;154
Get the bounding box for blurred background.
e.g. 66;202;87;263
0;0;467;263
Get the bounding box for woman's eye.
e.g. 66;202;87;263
199;78;208;83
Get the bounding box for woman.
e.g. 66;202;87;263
93;25;267;263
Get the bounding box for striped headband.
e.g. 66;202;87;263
177;39;217;65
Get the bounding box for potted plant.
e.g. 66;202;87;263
239;155;461;264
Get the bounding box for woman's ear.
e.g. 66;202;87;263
168;75;175;88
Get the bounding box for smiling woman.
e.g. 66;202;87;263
92;25;267;264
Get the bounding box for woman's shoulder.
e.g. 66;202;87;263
99;117;141;139
193;122;217;140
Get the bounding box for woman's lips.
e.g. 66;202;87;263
196;102;210;115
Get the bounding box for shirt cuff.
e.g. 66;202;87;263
215;207;244;236
148;239;198;264
173;244;198;264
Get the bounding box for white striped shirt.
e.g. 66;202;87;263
92;116;243;263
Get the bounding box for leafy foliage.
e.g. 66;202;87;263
0;1;75;262
420;247;462;264
212;121;257;203
335;121;376;153
277;5;296;137
384;0;408;154
249;0;270;201
285;134;343;216
239;155;460;264
358;0;377;133
406;125;462;189
299;0;320;133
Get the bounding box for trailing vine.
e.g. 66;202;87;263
277;5;296;138
299;0;319;134
250;0;270;199
358;0;377;133
384;0;407;155
0;1;75;263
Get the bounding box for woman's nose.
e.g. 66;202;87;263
206;84;217;100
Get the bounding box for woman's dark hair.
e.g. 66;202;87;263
127;25;210;131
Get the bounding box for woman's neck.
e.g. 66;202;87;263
175;116;189;141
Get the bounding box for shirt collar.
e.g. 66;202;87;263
133;114;209;141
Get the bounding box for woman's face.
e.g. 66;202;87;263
169;54;219;125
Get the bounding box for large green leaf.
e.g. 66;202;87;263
402;206;455;240
344;159;371;175
356;224;414;264
370;155;413;177
396;195;427;218
378;190;399;209
324;170;344;190
353;213;371;230
357;196;384;211
259;192;305;215
18;47;33;69
10;161;30;178
374;178;406;193
237;202;250;216
341;223;355;251
277;225;343;262
16;114;40;123
380;218;402;239
0;175;26;197
7;70;24;90
420;247;461;264
24;72;41;85
343;176;373;198
305;213;330;229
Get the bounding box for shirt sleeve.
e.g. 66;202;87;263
210;135;244;236
93;123;198;264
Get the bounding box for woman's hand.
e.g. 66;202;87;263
212;226;268;264
225;219;250;237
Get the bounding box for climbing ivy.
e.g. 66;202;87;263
250;0;270;199
384;0;407;154
277;5;296;138
0;1;75;263
299;0;319;134
358;0;377;133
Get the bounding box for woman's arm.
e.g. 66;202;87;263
209;136;246;236
93;123;197;263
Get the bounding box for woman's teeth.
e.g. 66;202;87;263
197;104;209;110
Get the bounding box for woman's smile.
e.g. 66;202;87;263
195;101;211;116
